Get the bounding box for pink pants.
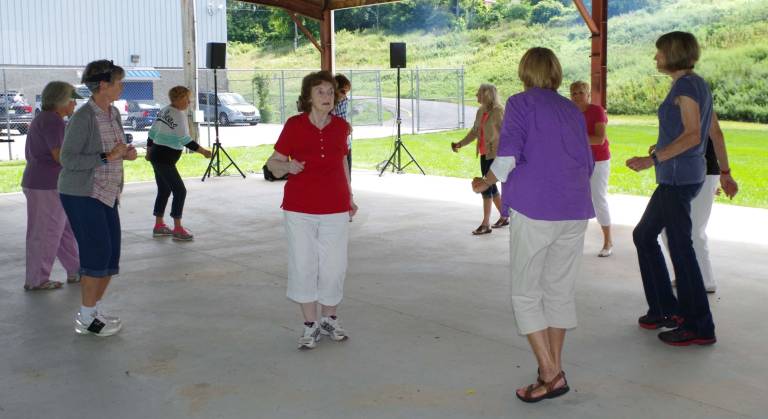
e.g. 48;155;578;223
23;188;79;287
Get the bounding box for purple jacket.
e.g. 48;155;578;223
498;88;595;221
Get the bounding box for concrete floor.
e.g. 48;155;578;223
1;172;766;419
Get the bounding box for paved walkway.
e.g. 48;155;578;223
0;172;766;418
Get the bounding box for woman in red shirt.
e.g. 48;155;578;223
570;81;613;257
267;71;357;350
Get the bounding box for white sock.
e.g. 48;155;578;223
80;305;97;321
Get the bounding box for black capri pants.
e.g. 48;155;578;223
480;155;499;199
151;162;186;219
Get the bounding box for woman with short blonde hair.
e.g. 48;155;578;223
452;83;506;234
570;81;613;257
474;47;594;402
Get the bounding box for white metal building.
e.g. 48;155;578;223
0;0;226;68
0;0;227;102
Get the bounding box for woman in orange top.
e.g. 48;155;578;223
451;83;505;235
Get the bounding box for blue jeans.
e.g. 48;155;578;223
632;183;715;337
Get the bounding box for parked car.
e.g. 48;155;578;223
125;100;163;130
198;92;260;125
0;92;34;134
70;84;128;124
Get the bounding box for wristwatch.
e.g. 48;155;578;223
650;151;659;165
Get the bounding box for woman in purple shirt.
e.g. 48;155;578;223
473;47;594;403
20;81;80;291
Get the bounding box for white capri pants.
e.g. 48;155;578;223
508;210;588;335
284;211;349;306
590;160;611;227
661;174;719;289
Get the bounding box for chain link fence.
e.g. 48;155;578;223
2;66;466;161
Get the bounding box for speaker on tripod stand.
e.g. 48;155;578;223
201;42;245;181
378;42;425;176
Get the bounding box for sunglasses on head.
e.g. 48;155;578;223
84;60;118;83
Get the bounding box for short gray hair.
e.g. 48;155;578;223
41;81;75;112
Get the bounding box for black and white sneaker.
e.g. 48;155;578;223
298;322;321;349
320;316;348;342
74;312;122;337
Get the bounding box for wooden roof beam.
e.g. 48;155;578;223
239;0;324;21
288;12;322;52
572;0;599;34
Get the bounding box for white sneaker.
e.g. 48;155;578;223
96;305;121;325
298;322;321;349
74;312;122;337
320;316;348;342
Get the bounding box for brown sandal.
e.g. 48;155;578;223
492;218;509;228
472;225;492;235
516;371;569;403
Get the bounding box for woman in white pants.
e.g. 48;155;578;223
473;48;594;403
267;71;358;349
570;81;613;256
661;113;739;293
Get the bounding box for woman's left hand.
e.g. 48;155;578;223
124;145;138;161
626;156;653;172
472;177;490;193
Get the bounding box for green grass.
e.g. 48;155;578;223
2;118;766;208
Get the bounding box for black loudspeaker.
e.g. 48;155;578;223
390;42;406;69
206;42;226;69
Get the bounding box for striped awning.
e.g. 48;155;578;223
125;68;161;80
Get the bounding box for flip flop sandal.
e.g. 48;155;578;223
516;371;570;403
67;274;81;284
472;225;492;235
23;280;64;291
492;218;509;228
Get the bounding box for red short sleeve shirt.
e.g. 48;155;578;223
274;113;350;214
583;104;610;161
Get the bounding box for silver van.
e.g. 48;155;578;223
198;92;260;125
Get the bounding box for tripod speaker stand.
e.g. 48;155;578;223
378;43;424;176
202;43;245;181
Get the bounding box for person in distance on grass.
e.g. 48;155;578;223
473;47;594;403
267;71;357;350
569;80;614;257
626;31;721;346
452;83;506;235
146;86;212;242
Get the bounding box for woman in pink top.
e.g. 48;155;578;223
570;81;613;257
20;81;80;291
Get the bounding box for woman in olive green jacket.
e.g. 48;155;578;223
452;83;506;235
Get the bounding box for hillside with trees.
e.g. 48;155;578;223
227;0;768;122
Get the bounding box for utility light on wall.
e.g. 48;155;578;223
207;1;224;15
130;54;140;64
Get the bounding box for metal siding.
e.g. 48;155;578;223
0;0;225;68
